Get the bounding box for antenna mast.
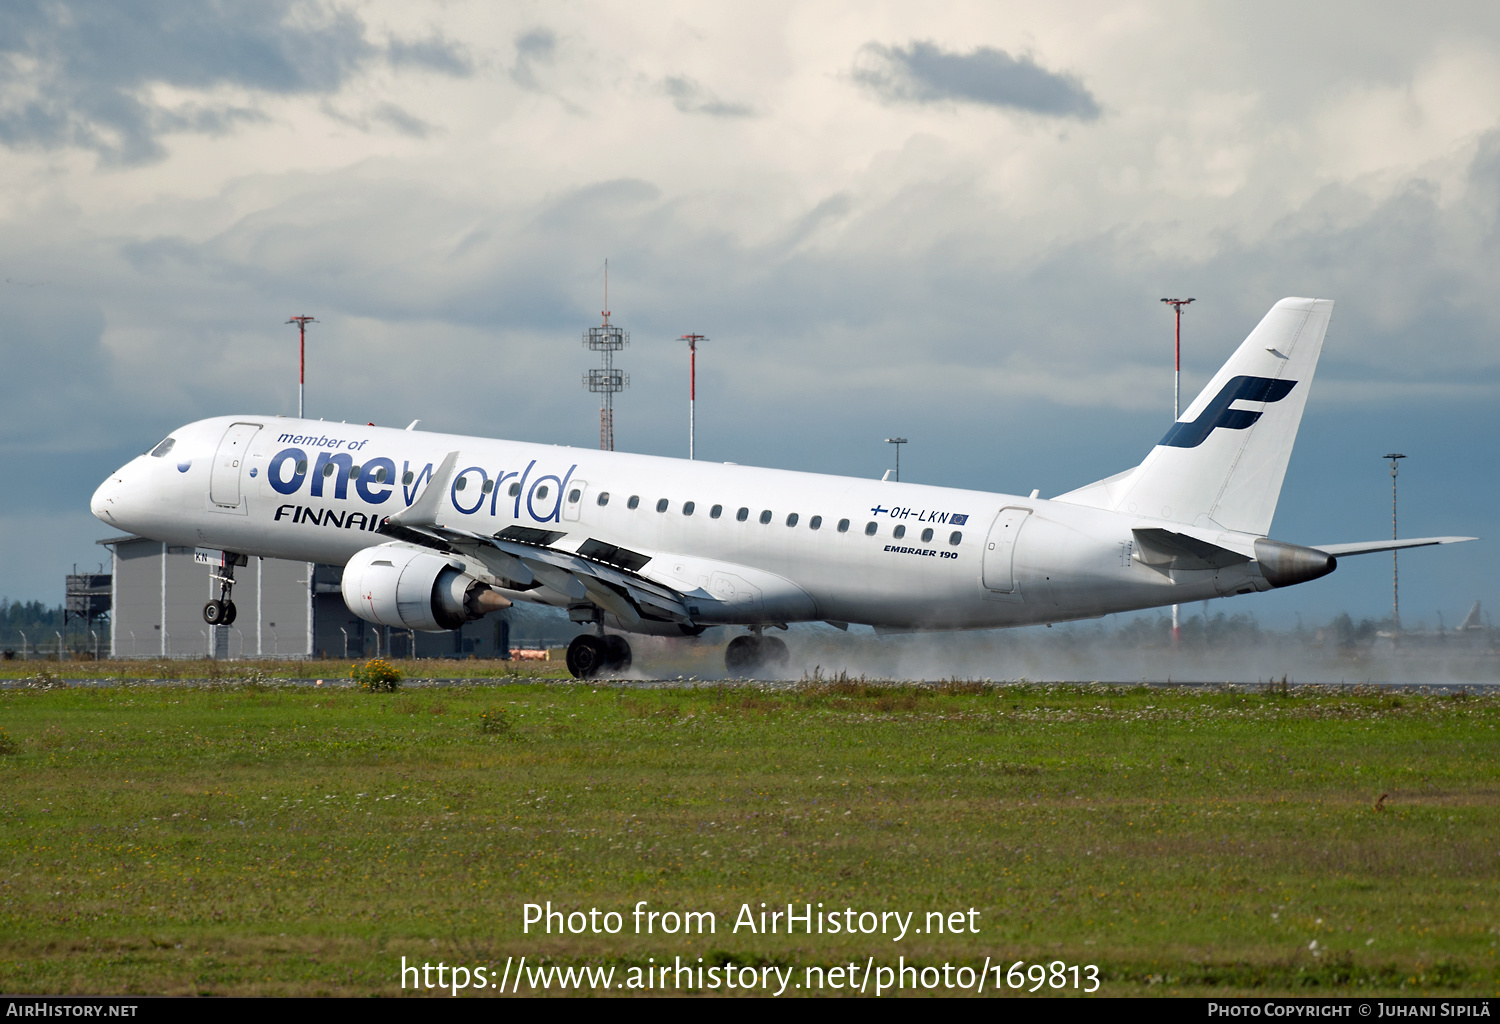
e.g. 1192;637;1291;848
583;260;629;451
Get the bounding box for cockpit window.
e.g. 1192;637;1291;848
149;437;176;458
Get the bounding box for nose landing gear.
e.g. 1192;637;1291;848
201;552;248;627
203;598;236;626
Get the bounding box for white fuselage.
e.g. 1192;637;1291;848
92;415;1276;632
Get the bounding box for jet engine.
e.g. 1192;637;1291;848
342;542;510;632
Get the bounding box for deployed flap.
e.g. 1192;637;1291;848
1312;536;1476;557
494;537;692;623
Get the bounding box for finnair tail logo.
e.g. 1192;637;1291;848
1159;375;1297;449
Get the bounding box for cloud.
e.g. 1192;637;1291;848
662;76;755;118
853;40;1101;120
0;0;467;164
320;100;434;137
387;33;472;77
510;28;557;90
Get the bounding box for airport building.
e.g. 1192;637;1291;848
96;536;519;660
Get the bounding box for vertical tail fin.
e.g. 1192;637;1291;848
1055;297;1334;536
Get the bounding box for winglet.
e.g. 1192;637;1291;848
391;450;459;527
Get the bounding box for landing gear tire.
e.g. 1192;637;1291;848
220;600;237;626
725;635;759;675
603;634;632;672
566;634;608;679
760;635;789;670
203;600;227;626
725;634;790;676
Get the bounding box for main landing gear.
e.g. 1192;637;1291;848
566;633;633;679
724;631;789;677
202;553;246;627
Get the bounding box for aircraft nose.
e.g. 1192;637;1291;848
91;470;125;525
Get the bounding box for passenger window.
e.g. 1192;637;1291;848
683;501;695;516
403;470;414;485
921;527;933;542
893;524;906;539
759;510;772;524
736;507;749;522
837;518;850;533
809;515;822;530
949;531;962;545
350;465;361;479
509;482;521;497
710;504;723;519
455;476;467;490
323;463;337;477
374;467;389;484
864;522;877;536
297;460;308;475
482;480;494;494
628;495;641;509
597;492;610;506
149;437;176;458
568;488;581;502
536;486;549;500
656;498;669;513
785;513;798;527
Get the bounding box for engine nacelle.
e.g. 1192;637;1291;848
342;542;509;632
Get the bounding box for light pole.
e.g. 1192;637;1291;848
681;334;706;459
885;438;907;482
1385;453;1406;632
1161;297;1195;648
286;316;317;418
1161;298;1194;425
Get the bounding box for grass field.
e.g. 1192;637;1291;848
0;672;1496;997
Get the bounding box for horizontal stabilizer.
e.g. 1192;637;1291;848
1132;528;1249;571
1313;536;1477;557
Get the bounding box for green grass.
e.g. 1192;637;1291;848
0;678;1496;996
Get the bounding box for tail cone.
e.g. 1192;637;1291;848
1254;539;1336;589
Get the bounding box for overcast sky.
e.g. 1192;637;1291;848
2;1;1496;629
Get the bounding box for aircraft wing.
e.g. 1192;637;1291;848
1312;536;1477;557
382;449;693;625
383;519;695;628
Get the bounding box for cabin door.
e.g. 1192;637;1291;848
981;507;1032;593
210;422;262;508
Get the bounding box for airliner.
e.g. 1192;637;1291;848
91;298;1473;678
